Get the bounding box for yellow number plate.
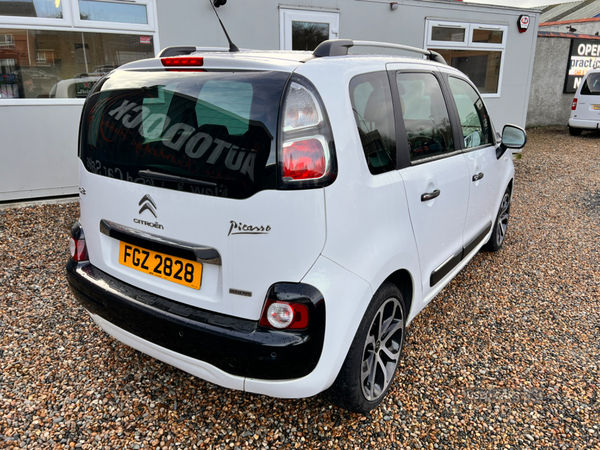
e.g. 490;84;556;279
119;241;202;290
593;105;600;110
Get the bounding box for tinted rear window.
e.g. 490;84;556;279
581;73;600;95
80;70;290;199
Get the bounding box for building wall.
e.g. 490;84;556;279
527;37;580;127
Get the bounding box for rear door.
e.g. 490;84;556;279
446;75;499;255
78;68;327;320
390;69;470;300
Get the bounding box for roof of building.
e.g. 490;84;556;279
540;0;600;24
538;29;600;38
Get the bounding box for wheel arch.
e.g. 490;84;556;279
381;269;414;322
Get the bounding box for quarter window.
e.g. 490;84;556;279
350;71;396;174
448;77;494;149
396;72;454;163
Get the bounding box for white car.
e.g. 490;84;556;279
66;39;526;413
569;68;600;135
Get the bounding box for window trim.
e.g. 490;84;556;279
73;0;156;33
426;20;507;98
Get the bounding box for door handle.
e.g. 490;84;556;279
472;172;484;182
421;189;440;202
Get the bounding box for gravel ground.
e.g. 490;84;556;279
1;126;599;450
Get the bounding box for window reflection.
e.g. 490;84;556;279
292;21;328;51
0;28;154;98
0;0;62;19
79;0;147;24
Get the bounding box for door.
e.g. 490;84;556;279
279;8;339;51
447;76;499;255
394;71;470;299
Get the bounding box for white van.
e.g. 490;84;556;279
66;39;526;413
569;68;600;135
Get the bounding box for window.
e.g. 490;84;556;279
0;28;154;99
350;71;396;174
0;33;13;46
0;0;63;19
279;8;339;51
580;73;600;95
79;0;148;24
448;77;493;149
427;21;506;96
81;71;290;199
396;72;454;162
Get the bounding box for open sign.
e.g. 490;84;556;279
518;15;530;33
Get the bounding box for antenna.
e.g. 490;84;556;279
207;0;239;53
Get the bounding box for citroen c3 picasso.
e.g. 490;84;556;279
66;39;527;413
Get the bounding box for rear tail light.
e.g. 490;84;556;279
69;221;88;262
282;138;327;180
259;299;310;330
572;98;578;110
278;77;337;189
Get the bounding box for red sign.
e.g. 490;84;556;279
518;15;530;33
140;36;152;45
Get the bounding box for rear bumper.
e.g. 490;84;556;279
568;117;600;130
66;259;325;381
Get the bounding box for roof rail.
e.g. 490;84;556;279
313;39;447;65
157;46;230;57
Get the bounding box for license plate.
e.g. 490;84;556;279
119;241;202;289
593;105;600;110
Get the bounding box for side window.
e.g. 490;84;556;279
396;72;454;162
448;77;493;149
350;72;396;174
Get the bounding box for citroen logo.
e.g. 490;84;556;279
138;194;157;218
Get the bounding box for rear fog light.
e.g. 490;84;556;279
69;221;89;262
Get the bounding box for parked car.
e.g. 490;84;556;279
49;74;102;99
569;68;600;135
66;39;526;413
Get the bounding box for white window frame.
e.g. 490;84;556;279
279;7;339;51
73;0;156;33
0;0;73;27
426;20;507;98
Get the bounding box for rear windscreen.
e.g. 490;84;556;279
80;70;290;199
581;73;600;95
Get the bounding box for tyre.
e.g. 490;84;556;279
329;282;406;414
569;126;582;136
484;187;511;252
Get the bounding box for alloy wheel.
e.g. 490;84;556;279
361;297;404;401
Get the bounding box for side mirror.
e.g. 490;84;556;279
497;124;527;159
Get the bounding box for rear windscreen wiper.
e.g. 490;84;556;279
138;170;217;188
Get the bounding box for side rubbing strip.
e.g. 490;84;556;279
429;221;493;288
463;222;493;258
430;249;462;287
